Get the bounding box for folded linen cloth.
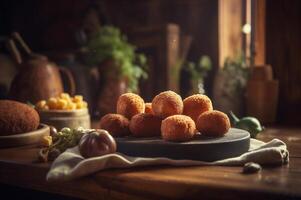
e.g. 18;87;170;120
47;138;289;182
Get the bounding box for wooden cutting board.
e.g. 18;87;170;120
116;128;250;162
0;124;50;148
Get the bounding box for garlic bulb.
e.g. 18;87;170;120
79;129;116;158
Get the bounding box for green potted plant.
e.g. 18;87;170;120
213;53;250;116
84;26;148;115
180;55;212;97
85;26;147;91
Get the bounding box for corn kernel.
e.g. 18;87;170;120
60;93;70;100
76;102;83;109
48;98;58;109
73;95;83;103
82;101;88;108
36;100;46;109
40;135;52;147
56;99;68;110
66;102;77;110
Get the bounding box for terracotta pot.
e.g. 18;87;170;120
95;60;128;117
96;80;127;116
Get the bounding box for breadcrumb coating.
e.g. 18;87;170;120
100;113;130;137
130;113;162;137
144;103;153;114
117;93;145;119
196;110;230;137
161;115;196;142
152;91;183;119
183;94;213;123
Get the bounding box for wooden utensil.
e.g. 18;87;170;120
7;32;76;104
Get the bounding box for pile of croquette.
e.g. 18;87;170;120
99;91;230;142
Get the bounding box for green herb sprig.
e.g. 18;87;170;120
85;26;148;92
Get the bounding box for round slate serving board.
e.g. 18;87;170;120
116;128;250;162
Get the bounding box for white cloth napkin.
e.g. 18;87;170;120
47;139;289;182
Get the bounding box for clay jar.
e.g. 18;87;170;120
9;56;75;104
96;59;128;117
7;33;75;104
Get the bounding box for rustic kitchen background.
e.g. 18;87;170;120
0;0;300;125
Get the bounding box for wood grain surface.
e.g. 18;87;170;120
0;126;300;200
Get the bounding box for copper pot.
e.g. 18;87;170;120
7;32;75;103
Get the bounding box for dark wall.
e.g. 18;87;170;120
0;0;219;96
266;0;301;124
0;0;218;61
101;0;218;67
0;0;89;50
102;0;218;97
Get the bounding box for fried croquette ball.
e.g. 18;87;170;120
183;94;213;122
130;113;162;137
161;115;196;142
196;110;230;137
117;93;145;119
145;103;153;114
152;91;183;118
99;114;130;137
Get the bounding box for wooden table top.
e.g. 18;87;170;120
0;126;301;200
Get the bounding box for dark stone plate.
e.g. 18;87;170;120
116;128;250;162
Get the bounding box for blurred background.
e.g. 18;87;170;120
0;0;300;125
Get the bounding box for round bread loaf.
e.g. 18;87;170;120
0;100;40;135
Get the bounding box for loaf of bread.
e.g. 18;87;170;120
0;100;40;135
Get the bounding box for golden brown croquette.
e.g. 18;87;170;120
0;100;40;135
100;113;130;137
116;93;145;119
144;103;153;114
196;110;230;137
130;113;162;137
183;94;213;122
161;115;196;142
152;91;183;119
